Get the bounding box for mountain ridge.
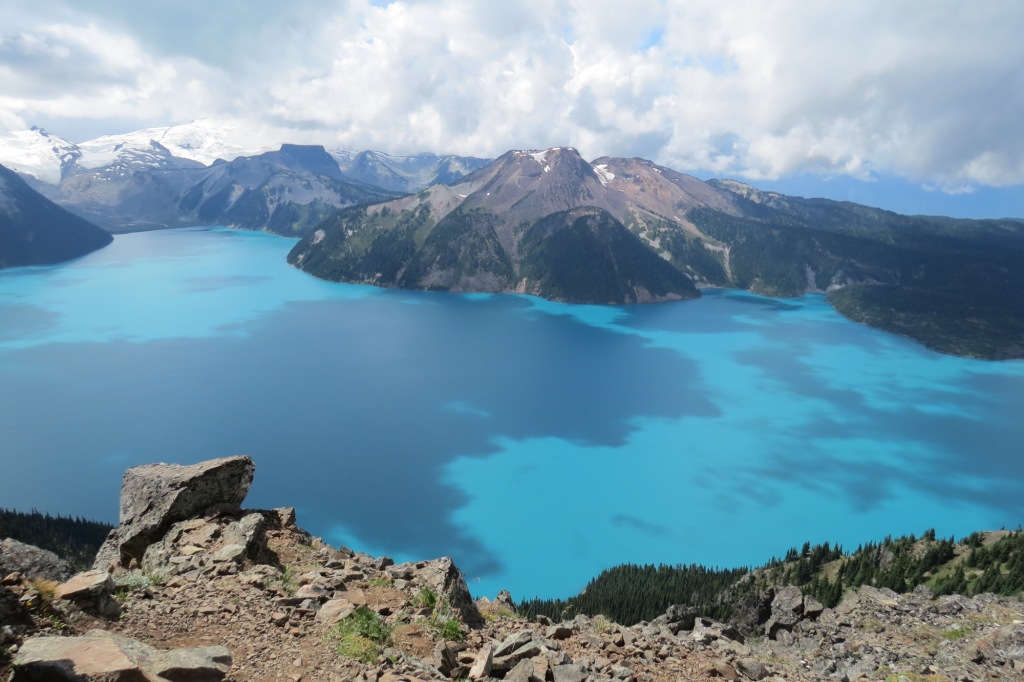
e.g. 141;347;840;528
0;126;490;236
331;148;491;193
3;126;1023;357
290;146;1024;358
289;147;702;304
18;143;397;235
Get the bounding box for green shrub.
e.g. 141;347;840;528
426;599;466;641
329;606;393;662
414;587;438;610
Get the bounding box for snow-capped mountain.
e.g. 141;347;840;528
0;128;81;185
0;121;275;186
331;148;490;193
0;121;484;235
83;120;274;167
24;143;395;234
0;127;204;186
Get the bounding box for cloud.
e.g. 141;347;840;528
0;11;226;133
3;0;1023;191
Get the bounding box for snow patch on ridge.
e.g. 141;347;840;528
593;164;615;186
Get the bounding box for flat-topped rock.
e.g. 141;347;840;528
93;456;255;569
55;570;121;619
12;629;231;681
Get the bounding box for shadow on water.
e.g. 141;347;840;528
0;303;62;340
610;291;1024;532
0;291;717;579
708;332;1024;523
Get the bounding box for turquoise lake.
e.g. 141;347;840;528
1;226;1022;599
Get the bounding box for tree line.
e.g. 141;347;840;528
0;507;113;570
518;528;1024;626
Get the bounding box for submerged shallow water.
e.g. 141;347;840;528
1;226;1022;599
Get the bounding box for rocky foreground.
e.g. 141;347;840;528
2;456;1022;682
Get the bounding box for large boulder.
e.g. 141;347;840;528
11;629;231;681
729;588;775;635
0;538;73;582
764;585;805;639
653;603;698;632
93;456;255;569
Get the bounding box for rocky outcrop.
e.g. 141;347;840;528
11;629;230;681
140;510;271;578
0;538;72;583
389;557;484;626
93;456;255;569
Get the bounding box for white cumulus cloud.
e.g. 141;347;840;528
1;0;1022;192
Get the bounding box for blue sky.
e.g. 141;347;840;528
1;0;1023;217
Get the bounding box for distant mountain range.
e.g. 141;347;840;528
0;164;112;268
35;143;398;234
0;126;489;235
290;147;1024;358
331;149;490;194
2;125;1023;358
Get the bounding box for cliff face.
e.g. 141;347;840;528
2;457;1022;681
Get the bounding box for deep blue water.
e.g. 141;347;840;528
1;227;1022;599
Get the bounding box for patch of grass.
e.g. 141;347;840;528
368;576;393;588
942;625;973;641
861;617;886;632
479;605;518;621
336;633;378;664
114;570;152;596
29;578;58;608
329;606;393;663
275;567;298;595
45;613;66;630
413;587;438;610
592;614;613;633
426;599;466;642
433;618;466;642
144;568;167;586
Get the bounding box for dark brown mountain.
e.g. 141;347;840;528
289;147;701;303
